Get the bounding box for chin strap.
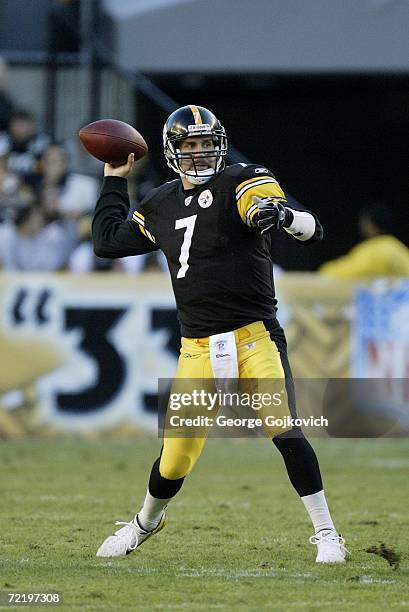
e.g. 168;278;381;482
180;170;215;185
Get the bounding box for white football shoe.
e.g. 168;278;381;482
309;529;349;563
96;513;166;558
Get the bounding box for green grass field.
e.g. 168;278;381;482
0;437;408;611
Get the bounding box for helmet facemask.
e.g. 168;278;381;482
164;122;228;185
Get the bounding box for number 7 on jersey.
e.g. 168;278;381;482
175;214;197;278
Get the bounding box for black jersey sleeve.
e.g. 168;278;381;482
92;176;158;258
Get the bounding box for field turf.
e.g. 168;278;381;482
0;437;408;611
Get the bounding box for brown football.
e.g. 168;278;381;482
79;119;148;165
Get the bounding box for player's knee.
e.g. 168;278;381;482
272;425;304;440
271;426;295;439
159;453;193;480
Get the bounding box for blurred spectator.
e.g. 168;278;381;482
69;241;113;273
0;57;17;132
0;156;35;221
68;217;115;273
0;155;20;213
320;204;409;279
40;143;99;219
117;250;168;274
0;109;50;185
0;202;78;271
69;226;167;274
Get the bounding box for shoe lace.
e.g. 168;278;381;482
114;517;143;551
309;531;350;555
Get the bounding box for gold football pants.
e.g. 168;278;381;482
159;320;296;480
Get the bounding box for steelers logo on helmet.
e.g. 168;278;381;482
163;105;228;185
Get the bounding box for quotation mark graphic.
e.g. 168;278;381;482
12;288;52;325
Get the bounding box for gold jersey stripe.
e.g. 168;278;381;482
236;177;278;201
132;215;156;243
132;215;146;230
236;181;286;227
137;223;148;238
236;175;277;194
189;105;202;125
248;207;260;226
133;210;145;222
145;229;156;243
132;213;145;227
246;203;259;227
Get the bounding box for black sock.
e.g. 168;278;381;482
272;429;323;497
148;457;185;499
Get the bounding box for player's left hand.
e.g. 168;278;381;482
253;196;293;234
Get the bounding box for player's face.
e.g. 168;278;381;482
178;137;217;173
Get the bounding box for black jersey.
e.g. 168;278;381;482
92;164;322;337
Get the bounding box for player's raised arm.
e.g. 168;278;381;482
92;154;158;258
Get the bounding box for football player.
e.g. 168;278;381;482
92;105;348;563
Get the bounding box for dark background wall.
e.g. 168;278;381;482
0;0;80;53
137;73;409;270
1;0;407;271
